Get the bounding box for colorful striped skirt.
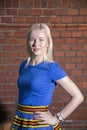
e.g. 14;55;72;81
11;104;62;130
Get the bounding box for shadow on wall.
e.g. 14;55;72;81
0;103;8;124
0;103;10;130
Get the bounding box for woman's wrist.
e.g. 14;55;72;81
56;113;64;122
52;116;60;125
54;116;60;123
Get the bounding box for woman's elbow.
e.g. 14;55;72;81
80;94;84;102
75;93;84;104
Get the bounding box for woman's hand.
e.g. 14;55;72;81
34;111;59;125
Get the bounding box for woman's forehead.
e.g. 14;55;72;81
30;29;47;38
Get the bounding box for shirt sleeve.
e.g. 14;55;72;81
50;62;67;82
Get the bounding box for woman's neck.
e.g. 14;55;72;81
30;55;44;66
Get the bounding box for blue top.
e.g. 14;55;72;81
17;60;67;106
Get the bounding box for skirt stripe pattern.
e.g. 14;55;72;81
12;104;62;130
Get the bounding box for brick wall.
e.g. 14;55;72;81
0;0;87;129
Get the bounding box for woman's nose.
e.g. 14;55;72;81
33;39;39;46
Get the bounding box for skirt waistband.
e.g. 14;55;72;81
13;104;62;130
17;104;49;114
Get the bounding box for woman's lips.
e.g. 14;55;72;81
33;48;41;51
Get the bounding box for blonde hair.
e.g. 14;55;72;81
27;23;53;62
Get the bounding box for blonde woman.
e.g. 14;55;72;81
11;23;84;130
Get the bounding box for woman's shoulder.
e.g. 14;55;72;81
20;57;30;67
47;61;59;67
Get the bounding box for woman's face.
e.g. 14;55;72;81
29;29;48;57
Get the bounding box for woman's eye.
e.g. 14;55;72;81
39;39;44;41
29;38;33;41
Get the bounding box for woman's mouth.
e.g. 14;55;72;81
33;48;40;51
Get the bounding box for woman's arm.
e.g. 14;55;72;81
34;76;84;125
56;76;84;119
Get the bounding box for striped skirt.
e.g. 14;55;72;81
11;104;62;130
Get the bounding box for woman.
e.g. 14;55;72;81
11;23;84;130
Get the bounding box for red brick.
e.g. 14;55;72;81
67;8;78;15
1;16;12;23
4;97;15;102
77;38;87;44
51;24;66;31
67;24;79;31
56;9;66;15
65;51;76;56
5;0;12;7
20;0;32;8
18;9;30;16
77;64;87;69
12;0;19;8
0;9;5;15
51;31;60;37
34;0;40;8
77;51;87;57
31;9;41;16
61;31;71;37
0;0;4;8
13;45;26;51
84;31;87;37
8;65;18;71
65;64;75;69
0;39;6;44
71;45;82;51
37;17;49;23
7;52;20;58
56;0;69;8
71;57;82;63
50;16;61;23
13;16;26;23
80;9;87;15
0;65;8;71
0;90;7;96
2;44;13;51
66;38;76;44
71;70;81;76
19;52;28;57
1;58;14;64
54;51;64;57
19;38;26;44
83;58;87;63
1;71;14;77
14;31;26;38
78;24;87;31
48;0;55;8
6;9;17;15
0;52;7;58
41;0;47;8
7;90;18;96
62;16;72;23
72;31;83;37
2;31;13;37
26;16;36;23
83;44;87;50
42;9;55;16
5;26;17;31
8;38;19;44
82;82;87;88
73;16;85;23
54;44;71;51
54;38;64;44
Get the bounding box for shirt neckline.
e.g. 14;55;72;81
28;61;45;67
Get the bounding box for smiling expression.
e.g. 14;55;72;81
29;29;49;57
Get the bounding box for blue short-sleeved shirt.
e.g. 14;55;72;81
17;60;67;106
